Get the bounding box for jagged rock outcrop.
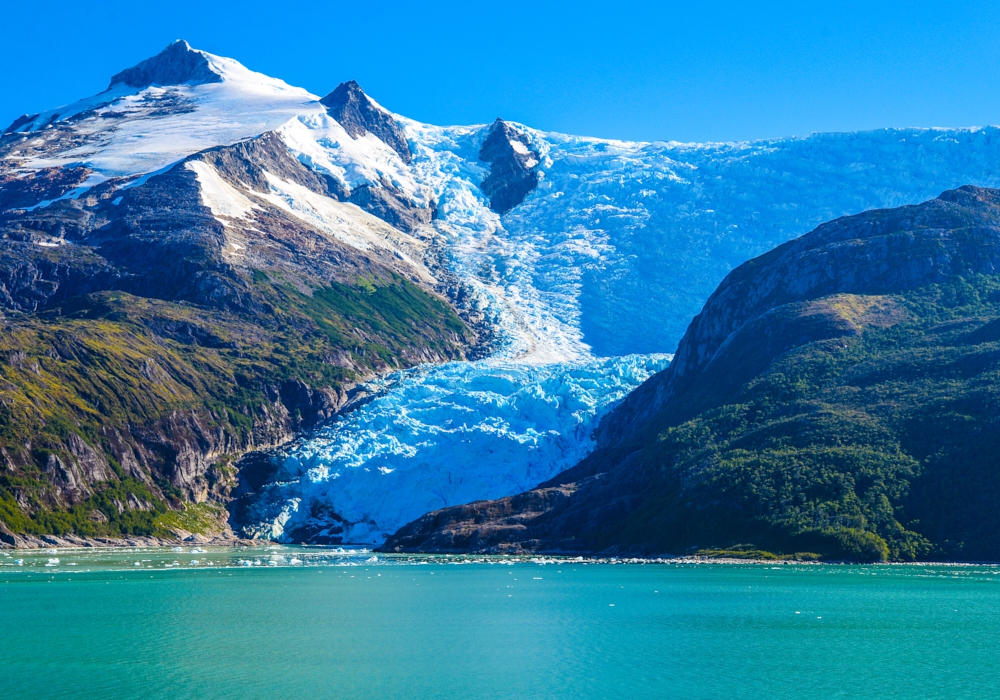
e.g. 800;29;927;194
479;118;540;214
382;186;1000;561
108;40;222;89
320;80;412;163
3;114;39;136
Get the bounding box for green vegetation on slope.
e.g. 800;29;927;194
0;272;472;537
594;276;1000;561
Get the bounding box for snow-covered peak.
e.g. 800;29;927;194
108;39;223;89
320;81;412;163
3;44;322;179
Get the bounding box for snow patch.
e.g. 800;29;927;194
510;140;530;155
185;160;256;219
258;171;423;269
277;115;432;206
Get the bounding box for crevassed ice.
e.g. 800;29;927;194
243;355;670;544
250;119;1000;545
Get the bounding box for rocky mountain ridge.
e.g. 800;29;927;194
109;39;223;89
0;43;481;540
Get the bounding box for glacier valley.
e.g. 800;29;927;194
252;119;1000;544
6;42;1000;544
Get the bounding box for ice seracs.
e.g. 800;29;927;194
239;354;671;544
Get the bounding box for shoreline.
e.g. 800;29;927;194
0;531;260;550
4;540;1000;567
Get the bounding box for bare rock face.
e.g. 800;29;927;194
108;40;222;89
320;81;412;163
382;482;583;554
3;114;39;136
347;183;434;233
479;119;539;214
0;166;93;212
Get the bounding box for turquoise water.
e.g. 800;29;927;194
2;548;998;699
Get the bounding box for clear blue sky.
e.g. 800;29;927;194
4;0;1000;143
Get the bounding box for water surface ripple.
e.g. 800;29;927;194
1;548;995;699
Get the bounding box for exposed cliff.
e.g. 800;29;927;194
478;119;539;214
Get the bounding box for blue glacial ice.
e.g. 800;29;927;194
245;117;1000;544
243;355;669;543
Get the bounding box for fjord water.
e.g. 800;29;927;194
1;550;997;699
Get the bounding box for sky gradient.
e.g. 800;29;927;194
4;0;1000;143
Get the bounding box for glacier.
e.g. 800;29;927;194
243;355;669;543
246;120;1000;545
8;43;1000;544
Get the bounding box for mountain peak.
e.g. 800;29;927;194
108;40;223;89
478;118;540;214
320;81;412;163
